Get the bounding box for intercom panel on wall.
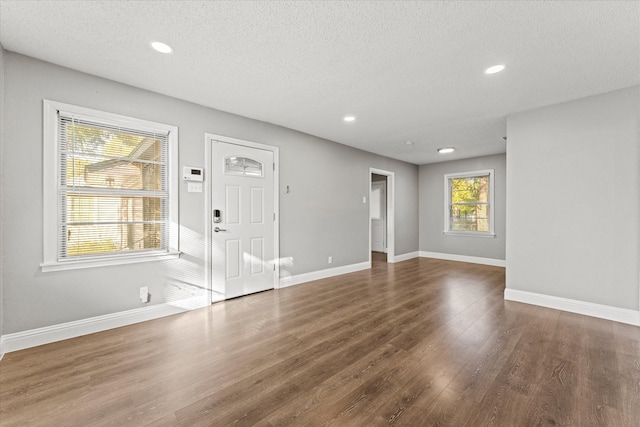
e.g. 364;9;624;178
183;166;204;181
183;166;204;192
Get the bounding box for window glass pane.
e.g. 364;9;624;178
62;122;164;191
447;173;491;233
450;204;490;231
450;176;489;204
65;195;163;257
66;222;162;256
62;123;162;158
67;157;162;190
225;156;263;177
58;114;170;259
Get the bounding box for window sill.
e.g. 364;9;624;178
443;231;496;239
41;251;181;272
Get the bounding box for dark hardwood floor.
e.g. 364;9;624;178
1;257;639;426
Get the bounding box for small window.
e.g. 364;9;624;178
444;169;495;237
42;100;179;271
225;156;263;177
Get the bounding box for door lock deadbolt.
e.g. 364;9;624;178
213;209;222;223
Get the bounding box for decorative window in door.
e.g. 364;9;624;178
225;156;263;177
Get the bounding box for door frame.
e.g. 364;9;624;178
205;133;280;303
369;168;395;264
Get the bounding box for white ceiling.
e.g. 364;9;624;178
1;1;638;165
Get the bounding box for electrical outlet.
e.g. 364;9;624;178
140;286;149;303
328;256;332;264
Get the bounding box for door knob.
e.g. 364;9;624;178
214;227;227;232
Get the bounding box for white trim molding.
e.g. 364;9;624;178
504;288;640;326
41;251;180;272
279;261;370;288
391;251;420;263
419;251;506;267
0;296;208;357
442;231;496;238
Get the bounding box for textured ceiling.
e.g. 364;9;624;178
1;1;639;164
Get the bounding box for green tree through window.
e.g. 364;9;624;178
444;169;494;236
450;175;489;231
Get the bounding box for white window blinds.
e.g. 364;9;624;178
57;112;170;260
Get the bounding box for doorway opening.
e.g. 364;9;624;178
369;168;395;266
371;174;387;263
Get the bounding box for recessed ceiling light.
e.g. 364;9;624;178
485;64;505;74
437;147;455;154
405;141;415;145
343;116;356;122
151;41;173;54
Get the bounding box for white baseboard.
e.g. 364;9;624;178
0;296;209;357
504;288;640;326
279;261;371;288
390;251;420;263
419;251;506;267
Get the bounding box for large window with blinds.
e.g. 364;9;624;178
444;169;495;237
42;100;179;271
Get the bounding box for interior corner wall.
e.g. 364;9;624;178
1;51;419;335
506;85;640;311
418;154;506;261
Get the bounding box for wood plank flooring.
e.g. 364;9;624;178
1;256;639;426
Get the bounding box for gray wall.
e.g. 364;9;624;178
1;52;419;334
0;46;5;340
419;154;506;260
506;86;639;310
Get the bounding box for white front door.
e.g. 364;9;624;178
371;180;386;253
212;140;276;299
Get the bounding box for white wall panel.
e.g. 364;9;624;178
225;240;241;279
250;238;264;275
250;187;263;224
225;185;240;224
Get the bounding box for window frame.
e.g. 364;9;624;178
443;169;496;238
42;100;179;272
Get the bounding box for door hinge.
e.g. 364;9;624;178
273;212;276;221
273;264;276;271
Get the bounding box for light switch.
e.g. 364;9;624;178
188;182;203;193
362;196;367;203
